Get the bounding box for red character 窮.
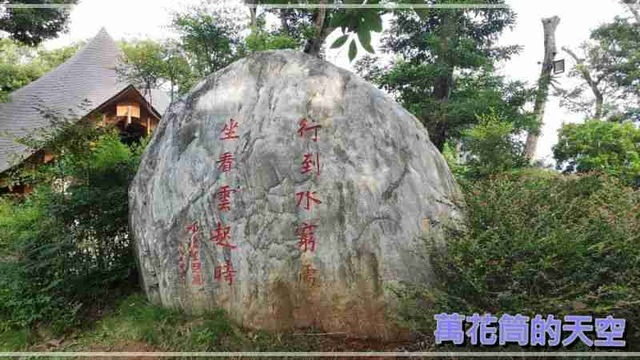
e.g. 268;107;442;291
210;222;236;249
296;222;317;252
301;153;320;176
217;152;235;173
214;259;236;285
296;191;322;211
297;118;321;142
221;119;240;140
217;185;238;212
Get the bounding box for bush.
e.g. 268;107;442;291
0;118;146;333
398;171;640;347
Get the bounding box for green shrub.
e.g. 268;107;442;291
0;118;146;333
399;171;640;347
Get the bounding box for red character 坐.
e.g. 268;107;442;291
221;119;240;140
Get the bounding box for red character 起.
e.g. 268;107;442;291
210;222;236;249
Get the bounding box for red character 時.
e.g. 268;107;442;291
297;118;321;142
221;119;239;140
214;259;236;285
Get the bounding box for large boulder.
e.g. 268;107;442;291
129;50;462;339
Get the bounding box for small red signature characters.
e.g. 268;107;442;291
296;222;318;253
185;221;204;286
297;118;321;142
214;258;236;285
217;185;238;212
300;264;317;286
301;153;320;176
210;222;236;249
217;152;235;173
221;119;240;140
296;191;322;211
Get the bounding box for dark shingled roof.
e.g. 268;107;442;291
0;28;171;174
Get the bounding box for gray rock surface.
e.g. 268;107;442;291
129;50;462;339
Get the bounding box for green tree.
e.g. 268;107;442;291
0;39;81;101
553;120;640;186
356;0;524;151
0;0;78;46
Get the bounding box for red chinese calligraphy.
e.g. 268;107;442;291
217;152;235;173
221;119;240;140
300;264;317;286
186;221;200;238
185;221;204;286
297;118;321;142
296;222;317;253
301;153;320;176
210;222;236;249
296;191;322;211
192;272;204;286
214;258;236;285
217;185;238;212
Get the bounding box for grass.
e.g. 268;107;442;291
0;292;398;355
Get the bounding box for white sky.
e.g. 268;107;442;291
45;0;628;163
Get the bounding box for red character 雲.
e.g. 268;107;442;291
221;119;240;140
217;152;235;173
297;118;321;142
296;191;322;211
210;222;236;249
301;153;320;176
214;259;236;285
217;185;238;212
296;222;317;252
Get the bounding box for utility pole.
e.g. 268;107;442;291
524;16;561;162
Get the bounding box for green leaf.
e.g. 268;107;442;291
348;39;357;62
331;34;350;49
357;28;375;54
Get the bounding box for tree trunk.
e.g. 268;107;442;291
303;0;328;57
524;16;561;162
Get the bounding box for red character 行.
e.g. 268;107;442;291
221;119;240;140
210;222;236;249
296;191;322;211
301;153;320;176
217;185;238;212
297;118;321;142
214;259;236;285
217;152;235;173
296;222;317;252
